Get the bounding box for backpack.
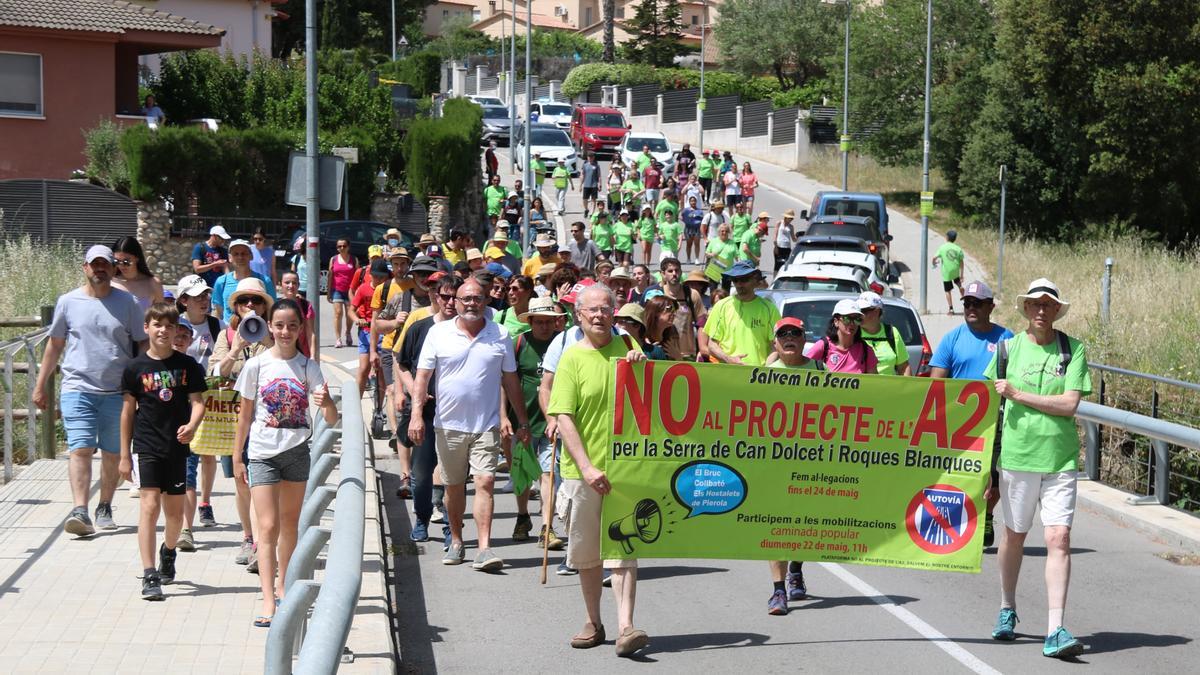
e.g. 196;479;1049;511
996;330;1072;380
861;323;903;368
811;336;871;374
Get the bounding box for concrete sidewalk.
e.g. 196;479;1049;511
0;364;394;674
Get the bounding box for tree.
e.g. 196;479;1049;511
715;0;837;91
603;0;616;63
428;14;496;61
622;0;689;67
273;0;432;57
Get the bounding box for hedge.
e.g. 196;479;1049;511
402;98;482;208
561;62;815;104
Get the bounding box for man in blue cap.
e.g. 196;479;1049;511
701;260;779;366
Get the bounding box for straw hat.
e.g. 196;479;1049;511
231;277;273;312
615;303;646;327
519;297;567;321
1017;278;1070;320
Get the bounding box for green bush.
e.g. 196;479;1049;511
562;63;791;102
377;50;443;98
769;79;831;109
83;120;130;193
403;99;481;208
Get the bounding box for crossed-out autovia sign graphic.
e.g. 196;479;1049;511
906;484;977;554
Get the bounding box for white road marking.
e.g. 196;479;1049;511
822;562;1003;675
339;359;359;370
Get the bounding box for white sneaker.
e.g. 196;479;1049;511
430;507;446;524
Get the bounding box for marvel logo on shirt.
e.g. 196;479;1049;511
122;351;207;457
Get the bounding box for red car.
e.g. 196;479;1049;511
570;105;631;155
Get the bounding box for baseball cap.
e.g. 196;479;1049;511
561;278;596;304
774;317;805;334
368;244;383;259
176;274;211;297
410;256;440;274
84;244;114;264
369;259;391;276
485;262;513;280
177;318;195;335
963;281;994;301
833;298;863;317
856;291;884;311
209;225;231;240
228;238;252;253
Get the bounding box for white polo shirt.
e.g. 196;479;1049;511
417;317;516;433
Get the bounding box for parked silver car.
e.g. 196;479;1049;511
481;105;514;145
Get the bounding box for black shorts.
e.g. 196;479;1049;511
134;451;188;495
582;187;599;200
380;349;396;387
942;278;960;292
397;396;412;444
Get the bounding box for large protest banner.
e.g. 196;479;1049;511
599;360;997;573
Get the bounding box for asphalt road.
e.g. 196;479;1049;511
313;155;1199;674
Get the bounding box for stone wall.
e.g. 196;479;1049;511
447;161;485;244
136;200;199;286
427;197;448;242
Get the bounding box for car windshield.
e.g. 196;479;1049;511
772;278;862;294
530;129;572;146
541;104;572;116
585;112;627;128
822;200;881;222
806;222;878;242
781;299;922;345
628;138;670;153
482;107;508;119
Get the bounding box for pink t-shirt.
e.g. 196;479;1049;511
739;172;758;197
329;254;356;292
803;338;878;374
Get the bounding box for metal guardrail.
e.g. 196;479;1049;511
1078;400;1200;508
1;306;56;482
265;381;366;673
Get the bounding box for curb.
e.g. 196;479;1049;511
1076;480;1200;555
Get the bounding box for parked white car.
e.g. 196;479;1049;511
619;131;674;174
515;124;580;176
777;249;897;296
531;100;573;129
467;95;504;107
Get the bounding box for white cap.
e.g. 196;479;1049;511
833;298;863;317
228;238;252;252
85;244;114;264
176;274;211;297
209;225;231;240
856;291;884;311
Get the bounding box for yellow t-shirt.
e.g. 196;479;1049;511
522;254;557;278
703;295;781;367
371;278;417;351
444;246;466;266
390;306;433;354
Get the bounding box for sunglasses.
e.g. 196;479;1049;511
235;296;265;305
776;329;804;339
437;292;456;302
963;298;990;307
114;258;135;267
838;315;862;325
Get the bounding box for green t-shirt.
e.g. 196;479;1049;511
638;217;656;240
655;199;678;222
708;158;723;178
984;333;1092;473
730;214;753;241
547;338;631;480
511;332;551;439
531;159;547;185
704;295;781;367
658;221;683;253
706;237;738;266
591;221;613;250
636;153;653;172
621;178;643;200
496;306;530;337
504;239;524;260
861;324;906;375
697;158;714;179
737;229;761;261
552;165;570;189
484;185;506;216
936;242;965;282
613;221;635;252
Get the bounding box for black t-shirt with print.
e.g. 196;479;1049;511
121;351;208;457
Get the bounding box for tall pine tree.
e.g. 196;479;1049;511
622;0;687;67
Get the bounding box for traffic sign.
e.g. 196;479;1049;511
332;146;359;164
905;484;977;554
920;190;935;217
840;134;851;152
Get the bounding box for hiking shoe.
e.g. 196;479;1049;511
247;545;259;574
410;520;429;542
177;528;196;552
430;506;446;524
983;513;995;548
512;514;533;542
767;589;789;616
64;507;95;537
395;476;412;500
442;542;466;565
198;503;216;527
787;569;807;601
1043;626;1083;658
472;548;504;572
539;526;565;551
556;560;578;576
95;502;116;530
142;570;164;601
235;538;254;565
158;543;177;584
601;570;613;587
992;608;1018;641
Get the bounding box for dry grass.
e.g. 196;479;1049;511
799;146;950;197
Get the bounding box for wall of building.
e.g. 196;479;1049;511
139;0;272;72
0;33;120;179
423;2;477;37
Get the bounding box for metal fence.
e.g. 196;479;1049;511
585;82;606;104
629;84;660;117
0;308;55;482
465;73;477;95
809;106;840;144
772;106;800;145
0;179;138;243
741;100;771;137
703;94;741;131
662;87;698;123
533;84;551;100
480;76;499;92
265;380;366;673
172;215;300;241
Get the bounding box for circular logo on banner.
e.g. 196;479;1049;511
905;484;977;554
158;388;174;402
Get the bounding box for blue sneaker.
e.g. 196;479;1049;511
556;560;578;576
992;608;1018;641
442;526;452;552
410;520;429;542
1043;626;1083;658
767;589;788;616
786;569;807;601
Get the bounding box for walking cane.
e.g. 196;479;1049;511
540;434;558;585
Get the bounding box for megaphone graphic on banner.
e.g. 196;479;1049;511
238;311;268;344
608;498;663;554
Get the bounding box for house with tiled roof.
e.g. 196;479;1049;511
0;0;224;179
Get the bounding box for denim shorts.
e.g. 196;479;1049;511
220;449;250;479
248;443;311;487
61;391;124;454
186;453;199;490
357;328;380;355
536;436;557;473
329;289;349;303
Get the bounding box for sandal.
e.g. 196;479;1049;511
254;615;273;628
570;622;606;649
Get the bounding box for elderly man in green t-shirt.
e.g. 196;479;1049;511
983;278;1091;660
547;283;649;658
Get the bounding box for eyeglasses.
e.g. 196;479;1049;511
114;258;134;267
235;296;265;306
455;295;486;305
838;315;862;325
579;306;614;316
776;329;804;339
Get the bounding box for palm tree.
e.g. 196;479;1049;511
603;0;616;62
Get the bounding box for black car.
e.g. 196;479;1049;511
804;215;892;267
278;220;414;273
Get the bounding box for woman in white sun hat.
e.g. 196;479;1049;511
983;277;1091;659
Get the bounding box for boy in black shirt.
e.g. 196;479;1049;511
120;303;207;600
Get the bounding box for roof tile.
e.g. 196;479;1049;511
0;0;224;36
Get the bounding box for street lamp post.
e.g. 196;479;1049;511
304;0;320;360
697;1;708;152
390;0;396;61
510;0;517;172
917;0;933;314
841;0;850;190
523;0;532;253
997;164;1007;297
